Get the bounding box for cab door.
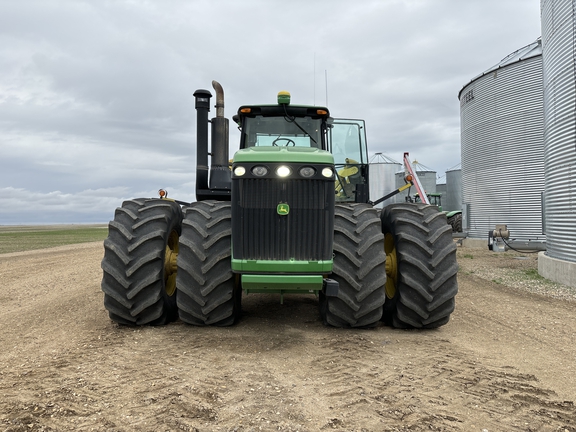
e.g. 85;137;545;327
328;119;369;203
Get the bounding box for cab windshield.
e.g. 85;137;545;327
242;115;323;149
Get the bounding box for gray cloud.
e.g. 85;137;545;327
0;0;541;224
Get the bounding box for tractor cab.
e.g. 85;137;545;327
234;91;370;203
236;91;329;150
413;192;443;211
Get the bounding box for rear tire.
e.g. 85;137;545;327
319;204;386;328
176;201;241;326
449;213;463;233
381;203;458;329
101;198;182;325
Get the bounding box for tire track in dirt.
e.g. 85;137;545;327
295;332;576;431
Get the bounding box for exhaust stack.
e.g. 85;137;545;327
193;88;211;195
209;80;231;190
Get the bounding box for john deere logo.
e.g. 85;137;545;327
277;203;290;215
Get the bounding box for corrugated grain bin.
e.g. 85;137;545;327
445;168;462;213
459;39;545;241
541;0;576;263
436;183;447;196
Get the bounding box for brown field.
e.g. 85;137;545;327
1;241;575;431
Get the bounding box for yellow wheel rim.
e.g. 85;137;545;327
384;233;398;300
164;230;179;297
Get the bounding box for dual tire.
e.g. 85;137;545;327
101;198;182;325
320;202;458;329
101;199;240;327
381;203;459;328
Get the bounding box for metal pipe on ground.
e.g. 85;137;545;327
505;240;546;252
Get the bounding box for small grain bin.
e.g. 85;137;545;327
369;153;402;208
444;168;462;213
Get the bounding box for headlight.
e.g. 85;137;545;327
252;166;268;176
299;167;316;178
234;166;246;176
321;167;333;178
276;165;291;177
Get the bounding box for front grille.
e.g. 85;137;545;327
232;178;334;262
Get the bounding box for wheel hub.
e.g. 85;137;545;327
384;233;398;299
164;230;179;296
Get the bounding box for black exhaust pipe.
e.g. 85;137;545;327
193;88;211;196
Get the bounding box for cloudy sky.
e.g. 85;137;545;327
0;0;542;224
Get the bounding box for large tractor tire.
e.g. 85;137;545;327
319;203;386;328
176;201;241;326
448;213;463;233
101;198;183;326
381;203;458;329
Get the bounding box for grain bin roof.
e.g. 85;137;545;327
458;38;542;99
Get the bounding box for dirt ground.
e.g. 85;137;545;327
1;241;575;432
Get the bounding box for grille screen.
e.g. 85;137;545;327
232;178;334;262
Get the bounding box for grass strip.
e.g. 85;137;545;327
0;226;108;254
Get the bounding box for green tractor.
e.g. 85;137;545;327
411;192;462;233
101;81;458;329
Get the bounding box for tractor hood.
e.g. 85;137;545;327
233;146;334;164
